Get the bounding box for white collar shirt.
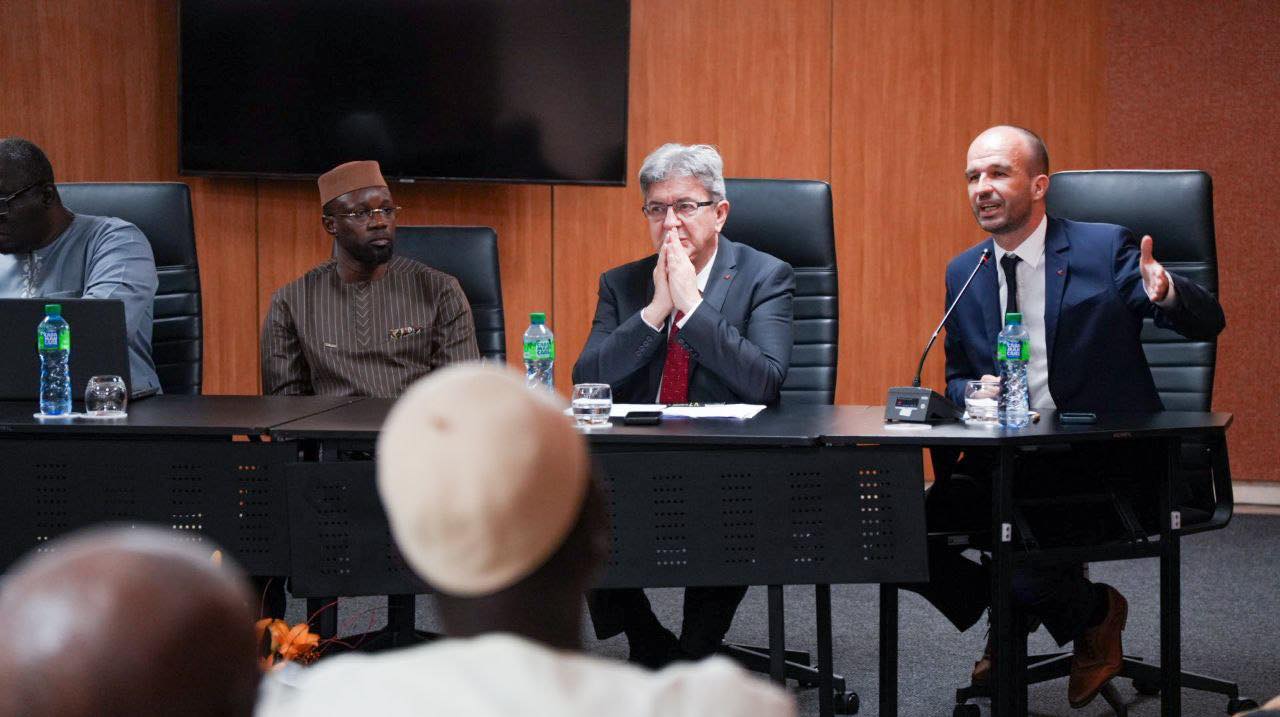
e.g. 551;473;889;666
992;215;1057;410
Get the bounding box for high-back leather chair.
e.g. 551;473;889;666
392;226;505;362
57;182;202;395
1046;170;1218;412
722;178;838;404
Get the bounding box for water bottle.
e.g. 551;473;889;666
996;312;1031;428
523;312;555;390
38;303;72;416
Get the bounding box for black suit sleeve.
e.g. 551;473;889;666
572;272;666;388
1112;229;1226;341
677;260;795;404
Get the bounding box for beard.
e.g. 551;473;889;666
346;239;394;267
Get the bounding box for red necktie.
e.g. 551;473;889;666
658;311;689;404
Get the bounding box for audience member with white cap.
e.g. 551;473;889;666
257;363;794;716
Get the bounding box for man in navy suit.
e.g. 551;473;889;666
573;143;795;667
919;126;1225;707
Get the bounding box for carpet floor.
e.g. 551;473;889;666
286;513;1279;716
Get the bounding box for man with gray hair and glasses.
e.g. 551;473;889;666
574;143;795;667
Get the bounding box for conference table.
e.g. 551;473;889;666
0;396;1231;717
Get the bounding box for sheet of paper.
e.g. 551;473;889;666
662;404;766;419
567;403;767;420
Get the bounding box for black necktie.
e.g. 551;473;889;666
1001;254;1021;315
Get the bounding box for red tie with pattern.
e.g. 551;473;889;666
658;311;689;404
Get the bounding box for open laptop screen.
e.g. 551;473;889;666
0;299;133;404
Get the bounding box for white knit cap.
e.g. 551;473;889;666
376;364;589;596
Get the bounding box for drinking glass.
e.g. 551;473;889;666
571;383;612;426
84;375;128;418
964;379;1000;425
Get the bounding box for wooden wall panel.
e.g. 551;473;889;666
1102;0;1280;481
188;178;259;394
552;0;833;390
831;0;1107;403
0;0;178;181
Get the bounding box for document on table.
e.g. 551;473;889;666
610;403;766;420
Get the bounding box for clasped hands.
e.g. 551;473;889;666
642;229;702;328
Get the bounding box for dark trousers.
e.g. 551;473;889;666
907;443;1159;646
588;586;748;658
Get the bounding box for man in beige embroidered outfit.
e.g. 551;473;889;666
262;160;479;397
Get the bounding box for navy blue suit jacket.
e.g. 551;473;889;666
943;217;1225;412
572;236;795;405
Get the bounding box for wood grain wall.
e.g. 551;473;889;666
3;0;1276;480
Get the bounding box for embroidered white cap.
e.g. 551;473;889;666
376;364;589;596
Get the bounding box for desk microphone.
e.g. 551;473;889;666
885;248;992;422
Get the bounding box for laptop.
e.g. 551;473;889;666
0;298;139;404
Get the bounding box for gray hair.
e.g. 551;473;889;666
638;143;726;202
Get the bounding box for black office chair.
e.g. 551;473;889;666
948;170;1254;715
343;225;506;650
394;225;507;362
715;178;856;711
57;182;202;395
722;178;839;404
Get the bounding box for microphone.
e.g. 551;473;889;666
886;248;992;423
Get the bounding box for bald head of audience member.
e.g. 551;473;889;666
0;527;259;717
377;364;608;651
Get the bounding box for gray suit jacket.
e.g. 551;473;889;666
572;236;795;404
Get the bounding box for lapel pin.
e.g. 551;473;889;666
1057;269;1065;276
723;273;731;280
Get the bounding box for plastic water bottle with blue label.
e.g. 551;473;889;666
523;312;554;390
997;311;1031;428
38;303;72;416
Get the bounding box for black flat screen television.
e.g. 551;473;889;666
180;0;629;185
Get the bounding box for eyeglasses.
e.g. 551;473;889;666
641;200;715;221
327;206;401;222
0;181;43;220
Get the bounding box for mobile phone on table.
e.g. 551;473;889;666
1058;411;1097;424
623;410;663;426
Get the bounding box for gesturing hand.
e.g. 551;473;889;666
664;232;701;314
1139;235;1170;303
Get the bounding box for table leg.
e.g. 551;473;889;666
817;584;834;717
991;445;1024;716
308;596;338;640
768;584;786;684
879;584;898;716
1160;437;1182;717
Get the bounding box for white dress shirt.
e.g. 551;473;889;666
994;216;1056;410
256;632;796;717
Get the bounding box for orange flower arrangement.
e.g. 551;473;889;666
256;618;322;671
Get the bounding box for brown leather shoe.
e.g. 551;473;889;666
1067;585;1127;708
